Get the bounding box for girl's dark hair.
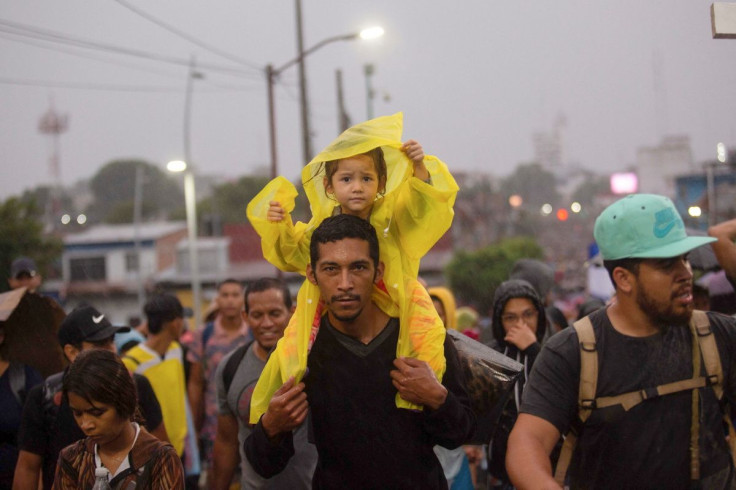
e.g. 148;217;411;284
62;349;139;421
323;147;388;197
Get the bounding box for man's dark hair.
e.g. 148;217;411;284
309;214;379;269
244;277;292;313
144;293;183;334
217;278;243;292
603;258;643;288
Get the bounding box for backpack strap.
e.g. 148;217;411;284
691;310;736;470
223;340;253;396
8;363;26;407
200;322;216;373
42;371;65;430
201;322;215;350
692;310;722;400
555;310;724;485
554;316;596;486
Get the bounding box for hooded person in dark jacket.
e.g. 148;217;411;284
487;279;547;488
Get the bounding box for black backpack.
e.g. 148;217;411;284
222;340;254;395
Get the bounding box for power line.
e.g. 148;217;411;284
0;18;261;79
111;0;262;71
0;32;264;93
0;32;186;81
0;77;261;93
0;77;183;92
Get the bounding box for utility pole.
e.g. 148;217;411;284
335;69;351;132
364;63;375;120
295;0;313;164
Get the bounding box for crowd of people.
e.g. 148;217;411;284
2;113;736;489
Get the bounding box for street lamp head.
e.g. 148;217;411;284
359;26;384;40
167;160;187;173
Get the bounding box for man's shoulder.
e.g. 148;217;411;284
215;341;257;383
707;310;736;330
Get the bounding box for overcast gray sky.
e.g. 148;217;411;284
1;1;735;201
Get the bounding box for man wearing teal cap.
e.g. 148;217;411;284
506;194;736;489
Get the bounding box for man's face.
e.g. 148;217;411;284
501;297;539;334
8;272;41;292
216;283;245;320
307;238;383;324
65;335;116;363
168;317;184;340
630;254;694;328
245;288;292;351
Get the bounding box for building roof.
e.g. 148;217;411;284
65;221;187;245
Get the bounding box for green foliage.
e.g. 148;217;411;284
20;186;73;216
0;197;63;293
197;175;272;225
446;236;544;314
88;159;183;223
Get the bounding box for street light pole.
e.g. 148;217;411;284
265;26;384;181
168;56;205;328
168;160;202;328
133;164;145;312
183;169;201;327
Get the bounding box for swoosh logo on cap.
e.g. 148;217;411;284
93;315;105;324
653;208;677;238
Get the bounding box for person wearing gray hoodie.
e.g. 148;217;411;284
487;279;547;488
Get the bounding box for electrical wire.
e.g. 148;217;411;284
0;32;263;93
110;0;262;71
0;32;186;81
0;77;184;92
0;18;261;79
0;77;262;93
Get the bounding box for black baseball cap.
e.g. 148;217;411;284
58;305;130;347
10;257;37;279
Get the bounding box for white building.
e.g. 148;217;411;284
636;135;694;197
60;221;187;324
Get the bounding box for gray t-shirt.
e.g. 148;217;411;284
215;343;317;489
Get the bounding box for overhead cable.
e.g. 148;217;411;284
111;0;262;71
0;18;260;79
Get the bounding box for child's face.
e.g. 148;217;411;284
324;154;381;219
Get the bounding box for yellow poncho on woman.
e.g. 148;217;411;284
247;112;459;422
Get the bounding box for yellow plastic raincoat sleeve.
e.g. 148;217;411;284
394;155;459;274
246;176;313;274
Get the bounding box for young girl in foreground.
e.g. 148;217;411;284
247;112;459;421
53;349;184;490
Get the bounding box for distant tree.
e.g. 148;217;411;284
0;197;63;292
20;186;74;217
571;174;610;207
500;163;560;209
88;159;183;223
197;175;275;226
446;236;544;314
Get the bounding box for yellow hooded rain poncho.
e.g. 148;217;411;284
247;112;459;422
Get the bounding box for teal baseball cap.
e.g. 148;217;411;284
594;194;716;260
